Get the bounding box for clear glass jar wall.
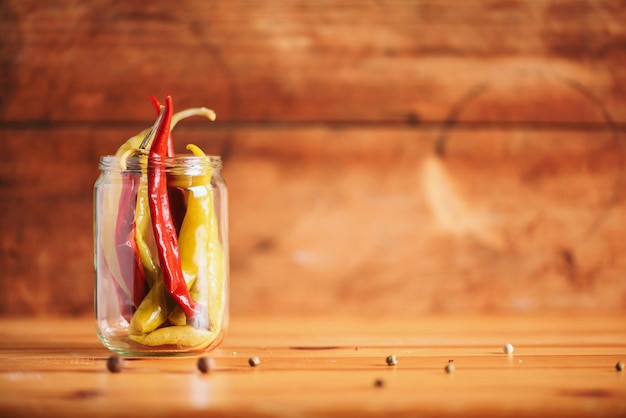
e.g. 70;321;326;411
94;155;228;356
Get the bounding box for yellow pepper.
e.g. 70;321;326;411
129;325;218;348
190;194;226;333
166;170;212;328
167;144;215;328
134;175;159;288
185;144;226;333
129;278;174;334
115;107;216;158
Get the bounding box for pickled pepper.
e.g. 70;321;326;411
111;95;221;347
184;144;226;332
150;95;186;233
114;171;147;308
147;95;198;319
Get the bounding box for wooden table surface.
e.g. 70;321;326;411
0;315;624;417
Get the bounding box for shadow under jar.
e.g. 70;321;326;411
94;154;228;356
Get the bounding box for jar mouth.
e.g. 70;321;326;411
99;155;222;172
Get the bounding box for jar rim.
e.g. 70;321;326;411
99;154;222;171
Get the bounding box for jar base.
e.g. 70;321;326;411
97;329;225;357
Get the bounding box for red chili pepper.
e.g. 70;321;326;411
150;95;186;232
147;95;197;318
149;96;175;157
115;162;147;308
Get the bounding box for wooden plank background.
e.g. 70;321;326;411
0;0;625;317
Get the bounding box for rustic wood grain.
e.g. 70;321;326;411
0;0;625;316
1;126;624;316
0;315;624;417
0;0;625;122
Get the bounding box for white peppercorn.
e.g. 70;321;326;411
444;362;455;374
503;343;514;354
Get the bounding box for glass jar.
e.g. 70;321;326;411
94;154;228;356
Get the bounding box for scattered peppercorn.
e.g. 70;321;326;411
503;343;514;354
106;355;124;373
374;378;385;388
444;362;455;374
197;356;215;374
386;355;398;366
616;361;624;372
248;356;261;367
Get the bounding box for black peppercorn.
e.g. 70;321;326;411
106;355;124;373
385;355;398;366
248;356;261;367
374;378;384;388
616;361;624;372
197;357;215;374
